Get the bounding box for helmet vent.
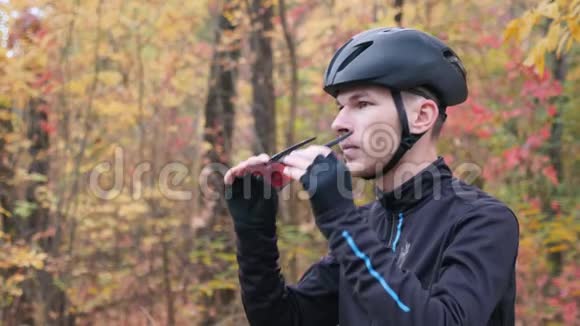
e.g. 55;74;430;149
443;49;466;79
337;41;373;73
326;39;353;81
382;28;402;33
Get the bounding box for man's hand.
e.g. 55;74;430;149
225;154;270;185
224;154;281;233
225;154;292;189
281;146;355;226
279;145;332;181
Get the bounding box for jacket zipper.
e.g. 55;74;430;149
386;212;397;249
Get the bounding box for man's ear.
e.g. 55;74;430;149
409;99;438;134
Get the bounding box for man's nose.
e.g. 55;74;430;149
331;109;352;134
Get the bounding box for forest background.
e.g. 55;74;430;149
0;0;578;325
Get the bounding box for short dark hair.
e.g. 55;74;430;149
431;111;446;139
401;90;446;139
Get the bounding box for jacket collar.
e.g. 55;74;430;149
376;157;453;213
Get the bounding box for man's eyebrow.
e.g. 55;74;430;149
336;91;370;106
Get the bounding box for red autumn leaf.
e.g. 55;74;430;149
542;165;559;185
32;226;56;241
478;35;502;48
38;104;50;114
289;4;309;21
501;108;523;119
471;102;486;114
40;121;55;135
539;126;551;140
563;302;578;325
525;134;542;149
536;274;548;288
530;197;542;210
503;147;521;169
522;78;563;101
550;200;560;212
476;128;492;139
547;105;558;117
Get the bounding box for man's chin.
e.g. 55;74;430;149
345;161;375;179
346;158;391;180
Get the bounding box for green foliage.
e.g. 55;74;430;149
13;200;37;219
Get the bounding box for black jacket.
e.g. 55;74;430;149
233;157;519;325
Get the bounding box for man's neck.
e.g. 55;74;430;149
376;146;438;192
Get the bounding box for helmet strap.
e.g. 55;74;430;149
363;90;425;180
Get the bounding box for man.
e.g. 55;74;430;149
224;27;519;325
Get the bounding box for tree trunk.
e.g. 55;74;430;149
546;53;567;276
248;0;276;154
0;104;15;235
22;99;73;326
394;0;404;27
161;235;175;326
278;0;300;281
0;105;17;324
279;0;298;150
198;2;241;324
201;3;240;218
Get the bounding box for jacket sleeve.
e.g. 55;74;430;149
235;227;339;326
315;202;519;325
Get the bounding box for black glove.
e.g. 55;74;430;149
225;174;278;236
299;153;355;221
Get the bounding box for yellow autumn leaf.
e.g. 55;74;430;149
94;99;140;125
161;94;185;108
503;20;522;42
537;1;560;20
8;273;26;284
547;243;569;253
30;256;46;269
557;32;571;56
0;109;12;121
0;204;12;217
567;63;580;80
67;75;92;95
568;17;580;41
545;23;563;51
556;0;570;11
524;40;547;74
0;94;10;107
98;71;123;86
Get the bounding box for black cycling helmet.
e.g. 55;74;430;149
323;27;468;178
324;27;468;106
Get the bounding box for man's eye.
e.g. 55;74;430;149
358;101;370;108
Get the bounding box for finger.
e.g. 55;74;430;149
283;165;306;181
233;164;249;178
233;154;270;178
281;153;312;170
305;145;333;158
226;159;252;182
257;153;270;161
246;154;270;166
224;169;235;185
226;158;251;184
290;145;332;161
